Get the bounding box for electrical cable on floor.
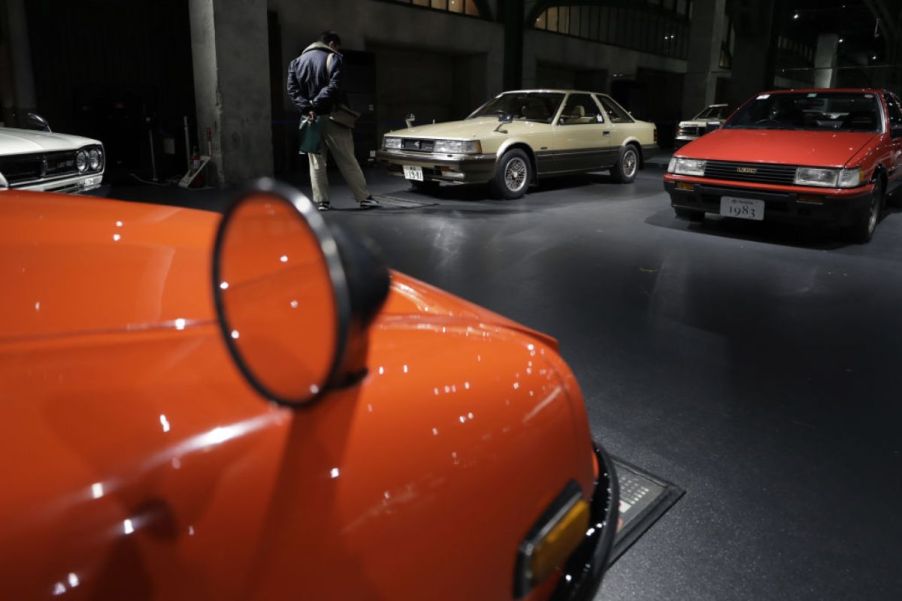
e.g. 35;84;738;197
128;173;214;190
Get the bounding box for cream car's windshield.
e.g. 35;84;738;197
470;92;565;124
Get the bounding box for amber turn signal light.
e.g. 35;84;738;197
675;182;695;191
514;481;590;597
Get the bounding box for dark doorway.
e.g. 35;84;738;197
371;45;487;142
611;69;685;149
25;0;196;181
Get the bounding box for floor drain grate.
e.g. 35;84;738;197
610;457;684;564
371;194;438;209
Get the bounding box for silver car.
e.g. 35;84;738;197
674;104;731;149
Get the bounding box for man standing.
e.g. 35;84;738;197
287;31;379;211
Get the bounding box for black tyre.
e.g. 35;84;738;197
847;177;884;244
610;144;640;183
490;149;531;199
410;180;440;193
674;207;705;222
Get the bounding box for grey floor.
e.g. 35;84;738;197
109;166;902;601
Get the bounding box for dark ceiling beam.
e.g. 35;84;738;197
524;0;684;27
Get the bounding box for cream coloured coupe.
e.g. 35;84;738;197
376;89;657;199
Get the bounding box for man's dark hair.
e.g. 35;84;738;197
320;31;341;47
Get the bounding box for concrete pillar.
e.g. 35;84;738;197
188;0;273;186
503;0;525;90
4;0;37;125
814;34;839;89
682;0;727;117
728;0;776;108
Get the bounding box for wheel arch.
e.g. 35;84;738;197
871;162;888;187
497;141;538;182
621;138;644;168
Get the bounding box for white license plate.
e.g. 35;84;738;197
403;165;424;181
720;196;764;221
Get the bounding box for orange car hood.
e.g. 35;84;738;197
0;191;556;349
0;191;218;343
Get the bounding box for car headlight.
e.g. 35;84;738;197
670;157;706;176
88;148;103;171
75;150;88;173
794;167;839;187
838;168;861;188
433;139;481;154
383;137;402;150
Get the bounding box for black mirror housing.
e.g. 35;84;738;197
26;113;51;132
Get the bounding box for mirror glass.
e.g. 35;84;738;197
215;191;345;404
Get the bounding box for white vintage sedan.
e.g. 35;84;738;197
376;89;657;199
0;120;105;193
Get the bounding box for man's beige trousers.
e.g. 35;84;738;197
309;119;370;205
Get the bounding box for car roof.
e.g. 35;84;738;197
759;88;887;95
501;89;612;96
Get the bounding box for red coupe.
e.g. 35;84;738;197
665;88;902;242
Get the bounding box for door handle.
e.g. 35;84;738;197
602;130;611;136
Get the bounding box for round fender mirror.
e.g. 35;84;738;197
212;180;351;406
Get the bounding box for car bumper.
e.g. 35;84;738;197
673;136;696;149
375;150;496;184
11;173;105;194
664;177;874;226
550;442;619;601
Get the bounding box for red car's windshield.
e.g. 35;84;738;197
724;92;883;133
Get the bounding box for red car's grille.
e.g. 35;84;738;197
704;160;797;185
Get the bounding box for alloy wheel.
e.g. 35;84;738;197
623;149;637;178
505;157;528;193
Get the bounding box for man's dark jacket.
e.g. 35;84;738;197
287;42;343;116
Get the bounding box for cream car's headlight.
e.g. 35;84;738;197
434;140;481;154
670;158;706;176
383;137;402;150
